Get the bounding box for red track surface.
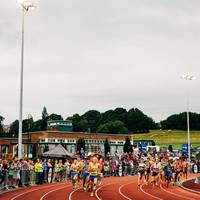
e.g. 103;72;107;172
183;179;200;193
0;176;200;200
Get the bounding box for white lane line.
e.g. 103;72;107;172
95;184;111;200
40;185;70;200
160;185;196;200
118;182;132;200
68;188;81;200
180;183;200;195
140;184;163;200
10;183;64;200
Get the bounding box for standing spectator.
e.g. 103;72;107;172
8;160;15;188
34;159;43;184
37;160;44;184
28;160;35;185
0;159;3;189
1;160;9;190
62;161;69;182
111;162;116;176
104;161;109;177
42;159;47;183
54;160;59;182
80;148;85;160
118;161;123;177
13;160;21;187
58;160;63;182
20;159;30;187
47;159;52;183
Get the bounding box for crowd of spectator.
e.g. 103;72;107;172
0;150;199;193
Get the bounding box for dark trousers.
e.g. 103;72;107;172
38;172;43;184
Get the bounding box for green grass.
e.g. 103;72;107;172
130;130;200;149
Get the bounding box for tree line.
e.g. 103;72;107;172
67;108;157;134
160;112;200;130
1;108;200;137
0;107;156;137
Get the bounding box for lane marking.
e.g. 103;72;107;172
95;184;111;200
140;184;163;200
118;182;132;200
40;185;70;200
180;183;200;195
10;183;64;200
160;185;196;200
68;188;81;200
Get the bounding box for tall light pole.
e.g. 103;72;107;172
17;0;35;159
181;74;195;171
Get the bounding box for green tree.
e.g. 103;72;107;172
32;119;43;132
111;108;128;122
69;114;82;132
40;107;49;130
168;145;173;152
123;136;133;153
9;120;19;136
9;117;34;136
42;106;48;119
22;117;34;133
78;119;89;132
76;138;85;152
98;110;114;124
48;113;63;121
126;108;151;133
0;115;4;134
69;114;89;132
98;108;127;125
160;112;200;130
97;120;128;134
104;138;110;156
83;110;100;133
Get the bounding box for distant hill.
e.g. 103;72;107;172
130;130;200;149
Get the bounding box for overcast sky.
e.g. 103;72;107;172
1;0;200;124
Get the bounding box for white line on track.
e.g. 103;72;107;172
40;185;70;200
95;184;111;200
68;188;81;200
180;183;200;195
140;184;163;200
160;185;196;200
10;183;64;200
118;182;132;200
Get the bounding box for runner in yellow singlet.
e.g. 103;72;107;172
88;157;100;197
70;158;79;190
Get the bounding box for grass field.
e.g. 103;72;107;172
130;130;200;149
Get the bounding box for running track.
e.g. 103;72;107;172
0;176;200;200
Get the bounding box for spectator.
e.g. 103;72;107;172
34;159;43;184
42;159;47;183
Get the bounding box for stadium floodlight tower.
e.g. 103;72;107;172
17;0;35;159
181;74;195;171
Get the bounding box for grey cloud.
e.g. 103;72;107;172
0;0;200;123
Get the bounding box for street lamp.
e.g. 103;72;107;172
17;0;35;159
181;74;195;171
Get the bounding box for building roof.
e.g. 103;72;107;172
23;131;127;142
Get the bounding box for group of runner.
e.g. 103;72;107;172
68;151;191;196
137;156;188;188
70;156;102;197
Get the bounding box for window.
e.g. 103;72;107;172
57;139;65;143
48;139;55;143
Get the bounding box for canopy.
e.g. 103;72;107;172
40;144;74;159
